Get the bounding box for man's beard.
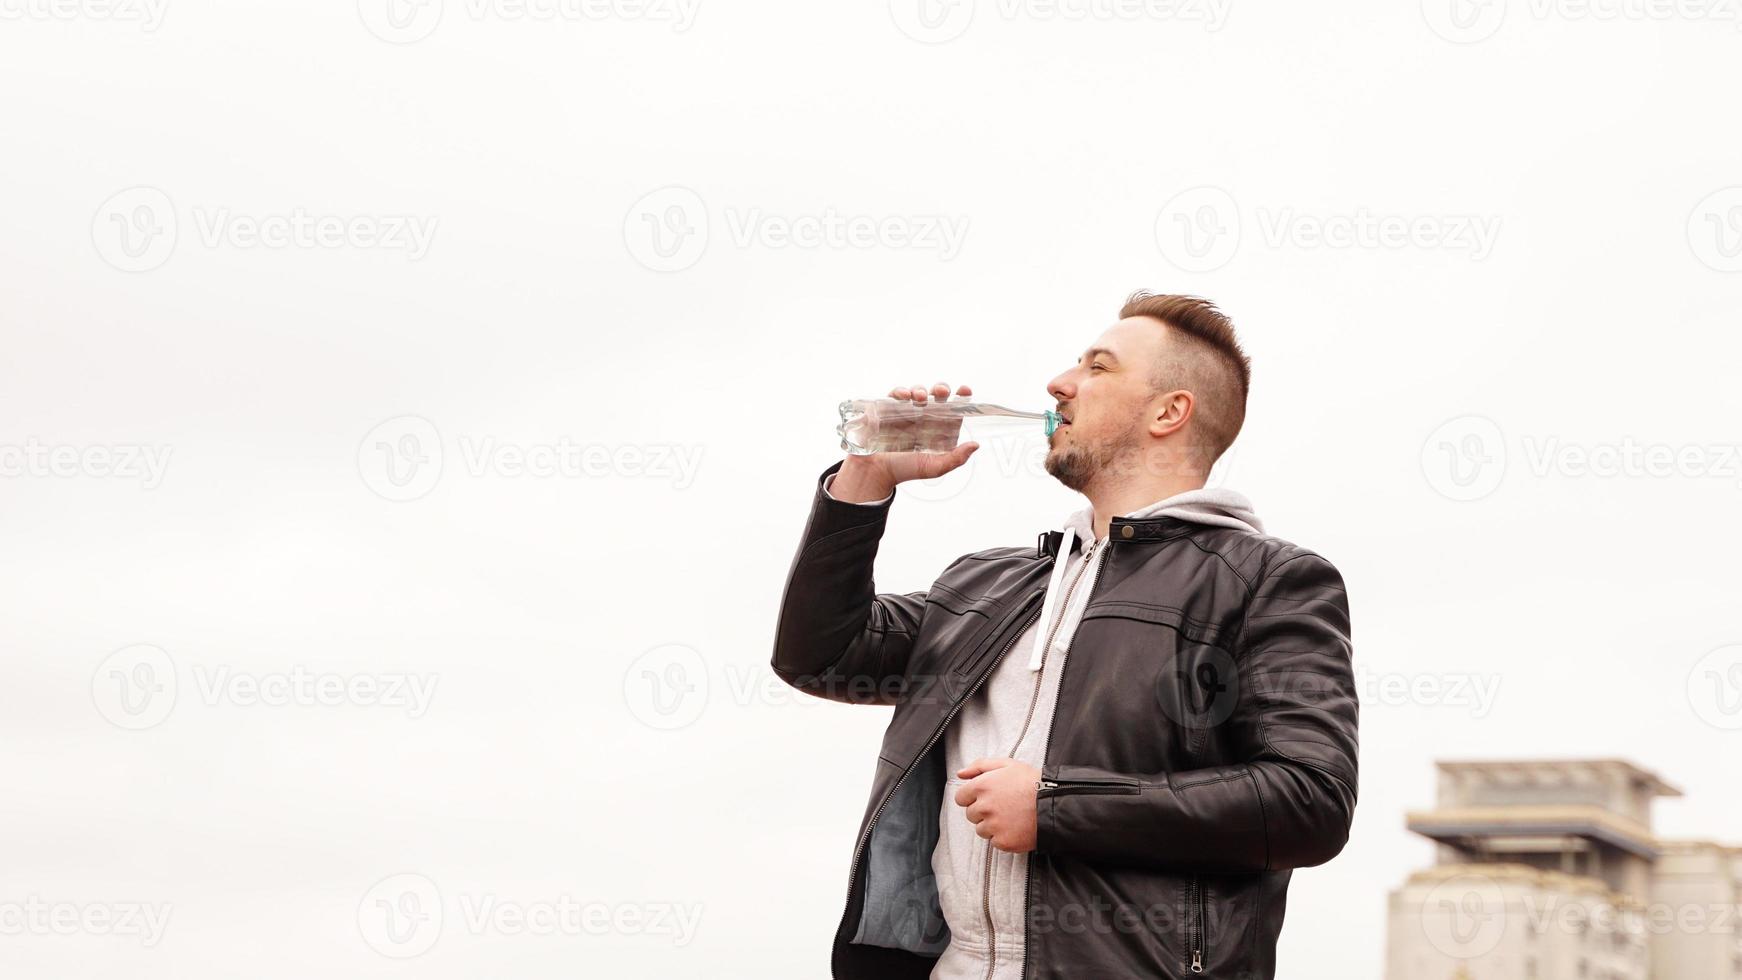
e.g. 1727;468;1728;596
1044;421;1139;492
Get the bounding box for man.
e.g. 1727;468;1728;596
771;292;1358;979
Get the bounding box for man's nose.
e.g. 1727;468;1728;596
1047;374;1074;402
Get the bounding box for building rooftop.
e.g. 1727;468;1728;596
1434;758;1682;798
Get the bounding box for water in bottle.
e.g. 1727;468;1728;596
837;398;1061;455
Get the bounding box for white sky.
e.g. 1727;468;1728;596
3;2;1741;978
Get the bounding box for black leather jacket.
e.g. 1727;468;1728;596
772;460;1358;979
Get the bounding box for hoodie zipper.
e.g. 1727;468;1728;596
981;538;1100;980
834;594;1045;971
1020;538;1115;980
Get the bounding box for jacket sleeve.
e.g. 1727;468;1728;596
770;460;929;706
1034;550;1358;873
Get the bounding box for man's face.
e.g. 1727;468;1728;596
1043;318;1166;492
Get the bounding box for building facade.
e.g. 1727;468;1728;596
1385;759;1742;980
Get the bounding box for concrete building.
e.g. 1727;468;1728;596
1385;759;1742;980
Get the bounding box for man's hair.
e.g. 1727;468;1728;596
1118;291;1251;462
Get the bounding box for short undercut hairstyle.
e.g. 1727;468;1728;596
1118;291;1251;462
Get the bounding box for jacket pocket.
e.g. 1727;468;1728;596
1037;773;1141;797
950;598;1042;678
1076;602;1240;756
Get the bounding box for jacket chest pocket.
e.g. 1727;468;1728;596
1070;602;1240;757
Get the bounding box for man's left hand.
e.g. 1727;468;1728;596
954;757;1040;853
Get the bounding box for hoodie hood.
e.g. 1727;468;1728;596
1061;486;1264;543
1024;487;1262;671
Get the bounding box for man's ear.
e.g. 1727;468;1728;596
1149;389;1195;439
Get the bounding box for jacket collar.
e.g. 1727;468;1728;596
1036;517;1200;558
1036;486;1263;558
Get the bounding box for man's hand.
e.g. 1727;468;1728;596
954;757;1041;853
830;382;979;503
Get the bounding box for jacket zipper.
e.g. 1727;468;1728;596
1020;539;1115;980
1188;873;1206;974
1034;775;1139;795
981;539;1100;980
833;594;1046;975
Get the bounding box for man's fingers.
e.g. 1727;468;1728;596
959;757;1011;778
953;782;978;807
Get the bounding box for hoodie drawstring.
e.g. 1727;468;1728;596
1026;526;1076;671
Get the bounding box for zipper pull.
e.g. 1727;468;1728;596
1190;951;1203;973
1036;779;1058;791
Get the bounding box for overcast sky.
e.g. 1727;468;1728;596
4;2;1741;978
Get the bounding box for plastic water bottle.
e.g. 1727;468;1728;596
837;398;1061;455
